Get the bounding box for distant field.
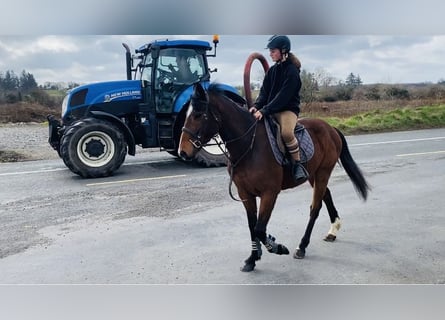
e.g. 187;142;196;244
44;89;66;98
1;95;445;134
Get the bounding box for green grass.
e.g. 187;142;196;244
320;104;445;135
44;89;66;98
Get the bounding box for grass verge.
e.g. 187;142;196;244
320;104;445;135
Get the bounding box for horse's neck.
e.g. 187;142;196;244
217;103;255;143
215;101;257;162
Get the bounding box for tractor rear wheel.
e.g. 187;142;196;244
193;135;228;167
60;118;127;178
171;109;227;167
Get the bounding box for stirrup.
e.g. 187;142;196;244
293;161;308;183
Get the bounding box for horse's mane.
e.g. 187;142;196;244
207;83;251;118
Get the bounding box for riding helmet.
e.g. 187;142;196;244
266;35;291;53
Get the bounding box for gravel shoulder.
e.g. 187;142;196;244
0;122;58;162
0;122;157;163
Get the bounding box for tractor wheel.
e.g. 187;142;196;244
60;118;127;178
169;132;227;167
193;134;228;167
171;109;227;167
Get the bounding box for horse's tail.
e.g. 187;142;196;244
335;128;370;201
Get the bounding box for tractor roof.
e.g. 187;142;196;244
136;39;212;53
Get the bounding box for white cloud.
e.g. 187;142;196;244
5;36;79;58
2;35;445;86
34;36;79;53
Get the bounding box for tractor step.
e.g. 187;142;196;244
158;119;175;151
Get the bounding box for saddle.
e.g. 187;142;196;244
264;116;314;166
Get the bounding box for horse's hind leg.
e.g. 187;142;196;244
323;187;341;242
294;204;322;259
294;170;330;259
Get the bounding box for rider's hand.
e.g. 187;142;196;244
253;110;263;120
249;106;257;114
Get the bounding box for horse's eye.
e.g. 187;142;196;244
193;112;204;120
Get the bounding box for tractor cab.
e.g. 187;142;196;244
123;38;219;150
125;39;216;110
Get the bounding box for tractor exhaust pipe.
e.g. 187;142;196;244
122;43;132;80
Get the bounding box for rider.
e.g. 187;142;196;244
249;35;308;183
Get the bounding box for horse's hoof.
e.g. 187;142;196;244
240;263;255;272
278;244;290;255
293;248;305;259
324;234;337;242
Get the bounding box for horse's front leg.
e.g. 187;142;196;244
256;193;290;256
240;194;261;272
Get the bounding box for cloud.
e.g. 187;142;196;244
1;36;79;59
1;35;445;86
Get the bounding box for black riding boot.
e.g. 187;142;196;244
292;161;308;183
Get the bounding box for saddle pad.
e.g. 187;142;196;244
264;116;314;166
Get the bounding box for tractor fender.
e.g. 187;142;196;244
89;110;136;156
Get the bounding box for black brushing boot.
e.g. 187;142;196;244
292;160;308;183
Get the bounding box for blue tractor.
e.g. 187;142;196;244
47;36;242;178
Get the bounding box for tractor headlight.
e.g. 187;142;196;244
61;95;69;118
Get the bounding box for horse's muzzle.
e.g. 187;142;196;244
179;150;193;162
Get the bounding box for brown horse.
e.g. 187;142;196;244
179;83;370;272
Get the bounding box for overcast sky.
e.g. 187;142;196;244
1;35;445;87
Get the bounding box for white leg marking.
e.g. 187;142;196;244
328;217;341;236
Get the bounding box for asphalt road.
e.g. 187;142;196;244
0;128;444;284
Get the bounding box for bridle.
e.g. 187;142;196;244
181;102;258;202
181;123;205;150
181;103;258;165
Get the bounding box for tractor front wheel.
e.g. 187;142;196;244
60;118;127;178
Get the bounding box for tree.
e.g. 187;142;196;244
19;70;38;92
384;86;410;100
300;69;318;103
334;81;353;101
1;70;19;91
67;81;81;89
345;72;362;87
364;86;381;100
313;67;336;89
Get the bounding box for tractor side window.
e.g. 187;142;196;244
140;55;153;83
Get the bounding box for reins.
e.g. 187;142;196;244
215;119;258;202
222;120;258;167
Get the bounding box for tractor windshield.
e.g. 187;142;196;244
157;48;205;84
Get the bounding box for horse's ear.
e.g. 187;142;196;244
193;83;208;101
192;83;209;112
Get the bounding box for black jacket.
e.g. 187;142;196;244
254;58;301;116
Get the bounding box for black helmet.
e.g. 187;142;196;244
266;35;291;53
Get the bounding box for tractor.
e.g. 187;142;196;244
47;35;243;178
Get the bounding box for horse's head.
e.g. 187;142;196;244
179;83;220;161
